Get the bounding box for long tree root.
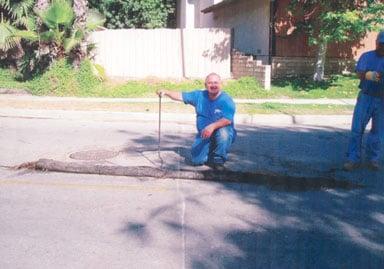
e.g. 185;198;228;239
15;158;363;191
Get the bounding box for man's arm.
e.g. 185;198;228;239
356;52;381;82
357;71;366;81
156;90;183;102
358;71;381;82
201;118;231;139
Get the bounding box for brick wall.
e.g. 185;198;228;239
272;57;356;78
231;50;271;89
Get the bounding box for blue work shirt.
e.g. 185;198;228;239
182;90;236;133
356;50;384;96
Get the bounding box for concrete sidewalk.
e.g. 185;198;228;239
0;93;355;126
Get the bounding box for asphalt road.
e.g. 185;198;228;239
0;112;383;269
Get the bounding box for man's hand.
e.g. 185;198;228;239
155;90;182;101
201;118;232;139
201;124;215;139
156;89;166;97
365;71;381;82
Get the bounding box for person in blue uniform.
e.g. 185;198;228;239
157;73;236;170
343;31;384;171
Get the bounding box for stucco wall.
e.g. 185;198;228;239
178;0;197;28
177;0;270;63
196;0;214;27
210;0;270;63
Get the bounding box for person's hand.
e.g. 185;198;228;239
201;124;215;139
156;89;166;97
365;71;381;82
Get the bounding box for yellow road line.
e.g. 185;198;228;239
0;179;169;192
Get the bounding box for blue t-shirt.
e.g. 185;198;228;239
356;50;384;95
182;90;236;133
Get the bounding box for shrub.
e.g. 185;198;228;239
26;59;103;96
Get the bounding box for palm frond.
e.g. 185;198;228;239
15;16;36;31
86;9;106;31
39;30;55;42
40;0;74;29
16;29;38;42
0;0;10;11
12;0;34;19
0;19;20;51
91;62;106;81
63;37;80;53
63;28;85;52
1;0;34;21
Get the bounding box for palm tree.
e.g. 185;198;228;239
72;0;88;66
0;0;105;78
0;0;36;66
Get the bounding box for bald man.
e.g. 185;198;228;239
157;73;236;170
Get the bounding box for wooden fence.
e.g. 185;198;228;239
90;28;231;80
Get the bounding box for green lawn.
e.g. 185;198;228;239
0;97;355;115
0;60;360;99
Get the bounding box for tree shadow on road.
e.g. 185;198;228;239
118;124;384;268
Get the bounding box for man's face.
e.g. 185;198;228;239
205;74;222;99
376;41;384;56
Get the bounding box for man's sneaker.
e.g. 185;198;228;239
367;161;380;171
343;161;360;171
213;163;227;172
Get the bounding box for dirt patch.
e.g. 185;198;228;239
0;88;31;95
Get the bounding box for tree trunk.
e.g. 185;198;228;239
34;0;50;61
74;0;87;28
73;0;88;67
313;41;327;81
34;0;49;12
34;0;49;29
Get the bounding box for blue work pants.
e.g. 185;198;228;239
346;92;384;163
191;126;236;165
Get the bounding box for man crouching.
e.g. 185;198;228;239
157;73;236;171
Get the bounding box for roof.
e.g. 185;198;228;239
201;0;239;14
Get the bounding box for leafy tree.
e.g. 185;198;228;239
88;0;175;29
288;0;384;81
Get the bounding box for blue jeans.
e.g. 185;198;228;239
346;92;384;163
190;126;236;165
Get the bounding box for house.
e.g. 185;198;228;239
177;0;272;64
92;1;378;88
176;0;378;85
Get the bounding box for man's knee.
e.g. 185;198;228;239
215;126;233;143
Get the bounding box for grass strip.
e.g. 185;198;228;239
0;98;354;115
1;60;361;99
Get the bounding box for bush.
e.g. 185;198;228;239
89;0;175;29
27;59;103;96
